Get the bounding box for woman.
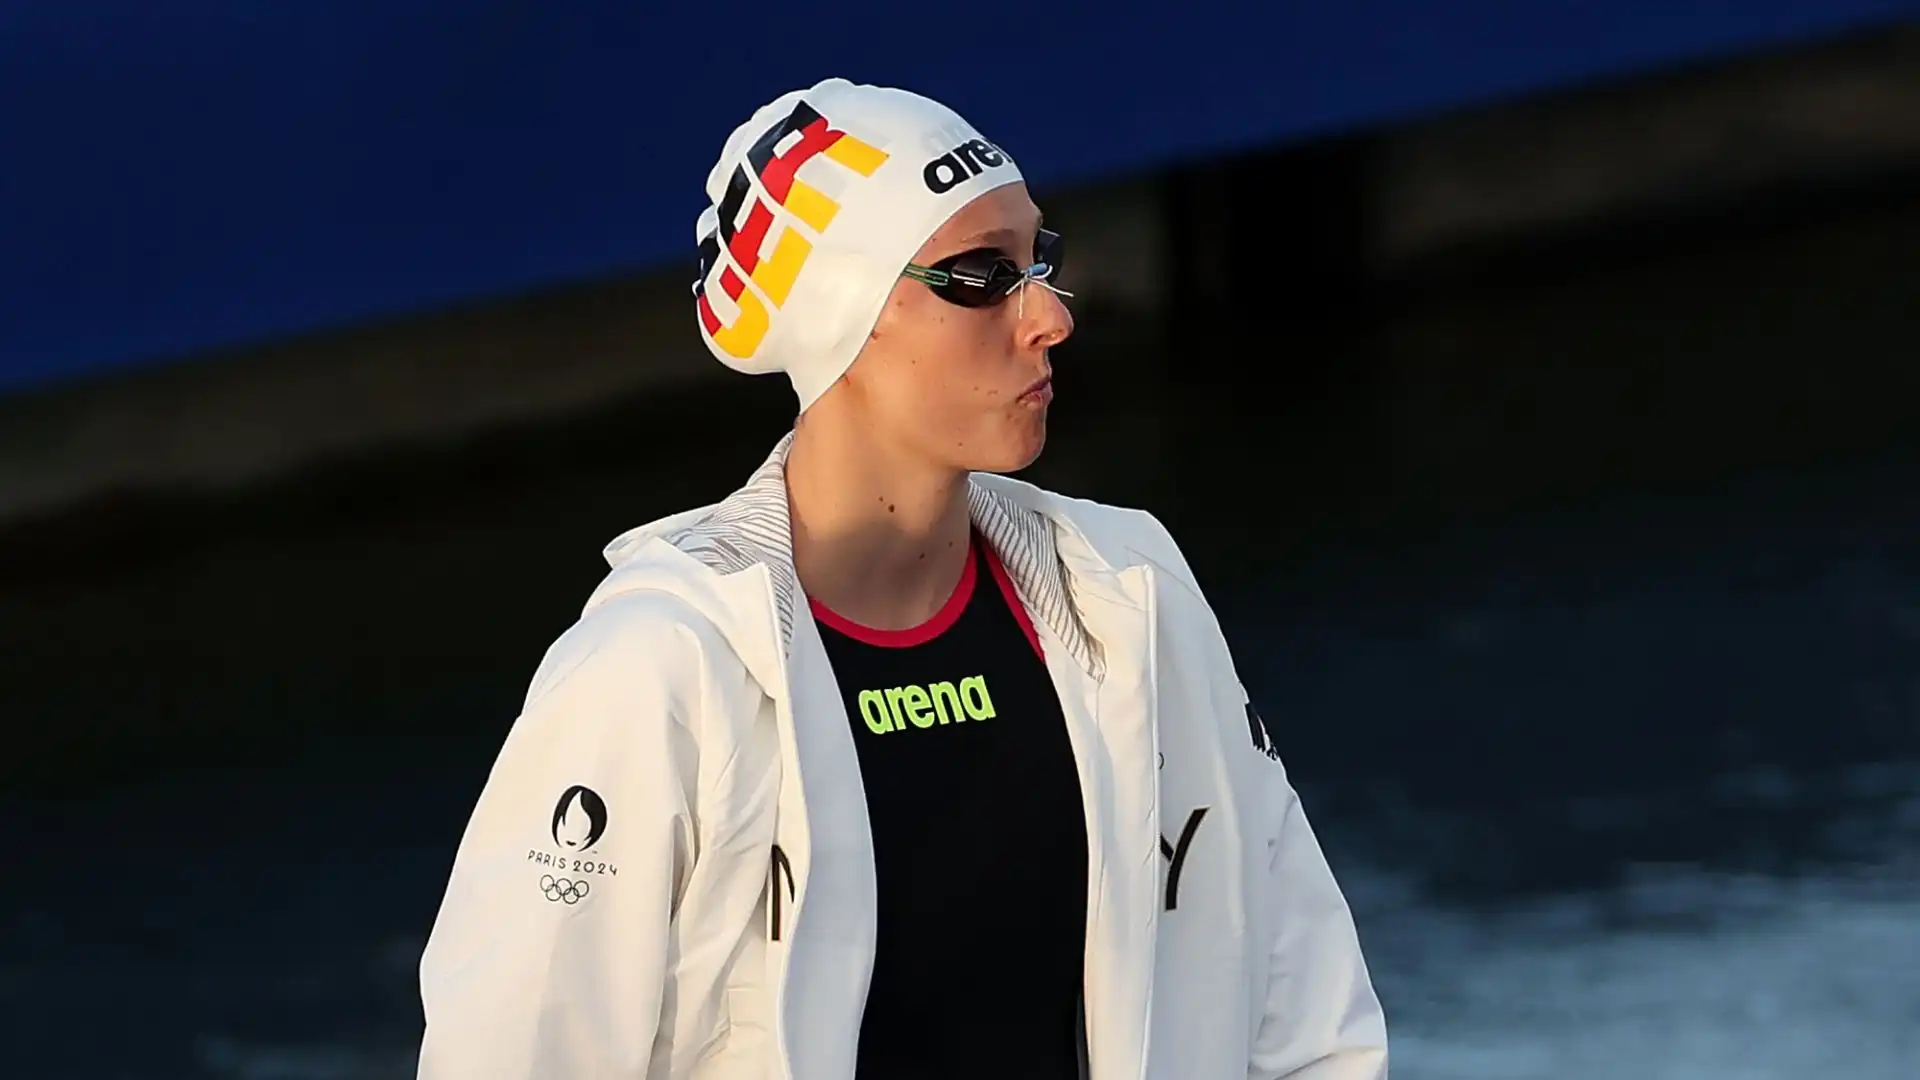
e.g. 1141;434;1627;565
416;78;1387;1080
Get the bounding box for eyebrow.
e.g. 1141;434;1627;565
953;214;1044;249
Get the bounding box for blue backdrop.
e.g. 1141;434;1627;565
2;1;1914;392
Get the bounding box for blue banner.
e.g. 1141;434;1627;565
1;1;1913;391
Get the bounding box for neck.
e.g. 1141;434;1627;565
784;417;974;632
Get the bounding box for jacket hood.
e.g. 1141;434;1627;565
582;432;1107;678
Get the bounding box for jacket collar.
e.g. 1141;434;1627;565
631;431;1106;678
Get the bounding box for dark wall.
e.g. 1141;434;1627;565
3;157;1917;824
1155;142;1920;556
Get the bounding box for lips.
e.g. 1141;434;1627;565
1018;375;1053;404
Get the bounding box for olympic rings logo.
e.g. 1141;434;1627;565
540;874;590;904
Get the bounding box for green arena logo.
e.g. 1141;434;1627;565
856;676;996;734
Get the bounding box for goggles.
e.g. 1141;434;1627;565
900;228;1071;310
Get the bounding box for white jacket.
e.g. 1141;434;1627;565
417;435;1388;1080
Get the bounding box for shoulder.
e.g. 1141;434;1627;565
971;473;1204;596
522;586;743;723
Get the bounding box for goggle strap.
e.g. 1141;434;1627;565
901;264;953;287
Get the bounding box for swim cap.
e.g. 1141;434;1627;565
693;78;1024;410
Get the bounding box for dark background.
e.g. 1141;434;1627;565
2;11;1918;1079
6;0;1914;387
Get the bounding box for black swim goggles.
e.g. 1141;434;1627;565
900;229;1071;309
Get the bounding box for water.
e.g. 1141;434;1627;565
1364;859;1920;1079
7;769;1913;1080
5;479;1919;1079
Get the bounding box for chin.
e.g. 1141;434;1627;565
965;414;1048;474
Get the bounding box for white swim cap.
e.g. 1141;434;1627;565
693;78;1024;410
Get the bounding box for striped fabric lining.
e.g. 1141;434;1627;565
661;432;1103;677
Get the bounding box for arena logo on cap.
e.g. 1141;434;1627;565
921;137;1012;194
696;101;889;359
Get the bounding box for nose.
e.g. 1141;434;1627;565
1016;280;1074;351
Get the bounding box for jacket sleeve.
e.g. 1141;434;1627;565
415;602;715;1080
1247;711;1390;1080
1113;504;1389;1078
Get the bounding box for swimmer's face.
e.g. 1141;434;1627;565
830;183;1072;474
